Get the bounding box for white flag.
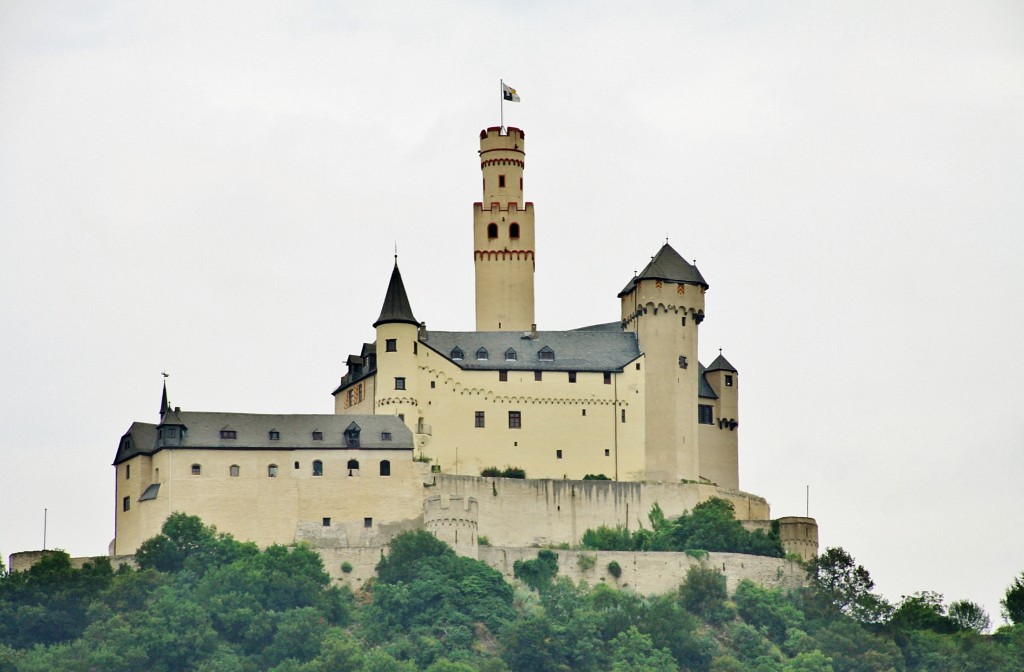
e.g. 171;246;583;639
502;82;520;102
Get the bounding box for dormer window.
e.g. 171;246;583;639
167;428;177;438
451;347;464;360
312;431;323;441
476;347;489;360
381;432;392;441
344;422;361;448
538;346;554;361
220;430;237;439
505;348;517;361
269;430;280;440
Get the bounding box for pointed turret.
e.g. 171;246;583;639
373;263;419;328
706;352;737;373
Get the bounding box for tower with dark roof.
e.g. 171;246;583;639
373;262;422;437
473;127;536;331
619;243;709;483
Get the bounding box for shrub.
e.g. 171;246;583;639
582;474;611;480
501;466;526;479
481;466;501;477
607;561;622;579
576;554;596;572
478;535;491;546
514;550;559;592
340;561;353;574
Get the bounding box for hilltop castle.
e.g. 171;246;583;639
110;126;816;563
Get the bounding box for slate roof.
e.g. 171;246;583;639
706;353;737;373
619;243;709;297
423;329;640;372
698;364;719;400
114;413;411;465
374;264;419;327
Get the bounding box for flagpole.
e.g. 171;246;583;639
500;79;504;132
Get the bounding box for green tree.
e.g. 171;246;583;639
513;550;558;592
948;599;990;633
888;591;959;636
680;564;732;624
1002;572;1024;625
608;626;677;672
733;579;804;644
135;512;256;575
806;547;890;624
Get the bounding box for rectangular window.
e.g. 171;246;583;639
498;174;506;188
568;372;577;383
475;411;485;428
508;411;522;429
322;517;331;527
385;338;397;352
556;449;563;459
678;356;688;369
220;430;237;439
381;432;392;441
604;449;610;457
294;461;300;469
603;372;611;384
125;464;130;479
167;427;177;438
269;430;280;440
312;431;323;440
636;363;641;370
413;342;418;354
192;464;201;475
725;375;734;387
364;517;373;528
431;381;436;388
621;409;626;423
698;404;714;425
499;370;508;382
582;408;586;417
395;377;406;390
122;496;130;512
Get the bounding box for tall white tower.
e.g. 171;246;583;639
473;127;536;332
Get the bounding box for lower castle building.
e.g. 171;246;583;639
111;125;816;561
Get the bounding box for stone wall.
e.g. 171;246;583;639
428;474;771;548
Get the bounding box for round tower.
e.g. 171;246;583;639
373;262;421;435
619;244;708;482
473;126;536;332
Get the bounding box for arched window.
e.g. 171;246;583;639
451;347;464;360
538;346;555;361
487;223;498;239
509;223;520;239
505;348;517;361
191;464;201;476
229;465;240;477
476;347;489;360
380;460;391;477
268;464;278;478
347;459;360;476
312;460;323;476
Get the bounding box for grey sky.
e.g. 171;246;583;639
2;1;1022;623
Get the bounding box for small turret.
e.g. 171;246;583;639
700;351;739;489
374;263;418;328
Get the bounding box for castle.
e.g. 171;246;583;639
110;126;816;564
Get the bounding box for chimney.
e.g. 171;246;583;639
531;323;537;340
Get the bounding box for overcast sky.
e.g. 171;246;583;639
2;1;1022;625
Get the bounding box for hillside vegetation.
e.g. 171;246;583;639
2;514;1024;671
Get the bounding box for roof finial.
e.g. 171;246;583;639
665;235;669;244
719;348;723;355
394;241;398;266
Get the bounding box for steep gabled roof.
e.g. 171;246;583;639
373;263;419;327
618;243;708;297
706;353;737;373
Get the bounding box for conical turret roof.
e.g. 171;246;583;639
706;352;737;373
618;243;709;297
373;263;419;328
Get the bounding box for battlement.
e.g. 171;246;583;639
473;201;534;213
479;126;525;152
424;494;479;552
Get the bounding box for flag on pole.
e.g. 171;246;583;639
502;82;520;102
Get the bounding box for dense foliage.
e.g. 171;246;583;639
581;499;785;557
3;517;1024;671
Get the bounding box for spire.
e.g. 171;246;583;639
159;379;170;417
373;262;419;328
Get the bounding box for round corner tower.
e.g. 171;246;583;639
473;126;536;332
